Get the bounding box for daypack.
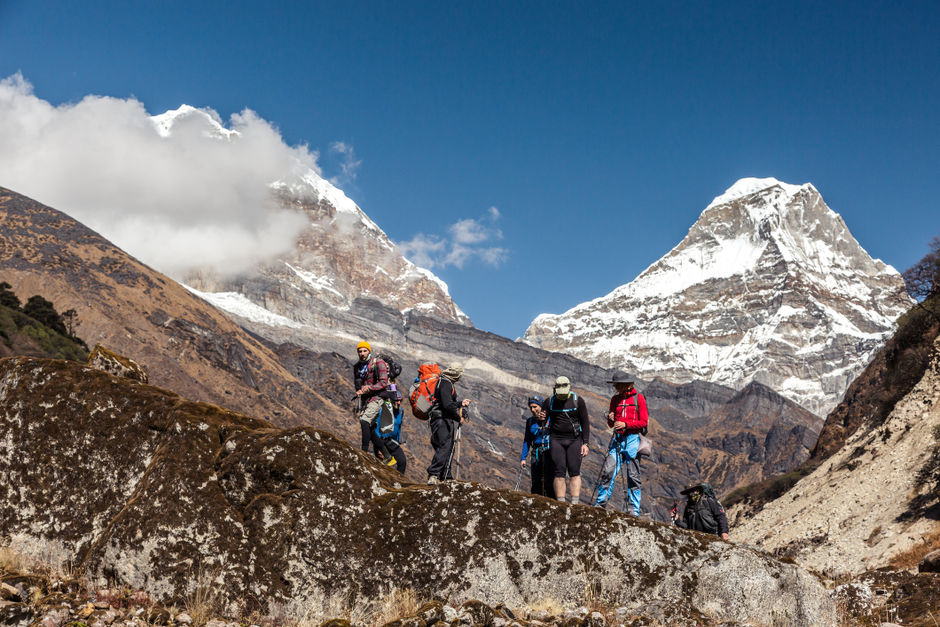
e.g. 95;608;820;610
409;362;442;421
377;400;397;437
378;353;403;381
613;392;648;430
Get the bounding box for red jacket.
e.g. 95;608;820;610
607;390;648;432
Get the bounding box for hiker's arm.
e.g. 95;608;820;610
712;500;730;538
638;393;649;425
578;396;590;452
521;421;532;464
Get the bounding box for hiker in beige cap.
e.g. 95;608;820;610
426;364;471;483
542;375;590;504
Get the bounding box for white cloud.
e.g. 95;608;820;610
0;73;318;279
397;206;508;270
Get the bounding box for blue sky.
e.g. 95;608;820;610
1;1;938;338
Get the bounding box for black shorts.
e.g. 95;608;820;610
550;436;583;478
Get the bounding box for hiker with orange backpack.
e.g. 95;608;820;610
352;341;396;466
593;371;648;515
426;364;471;484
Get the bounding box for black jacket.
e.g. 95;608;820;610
677;495;729;536
433;376;462;422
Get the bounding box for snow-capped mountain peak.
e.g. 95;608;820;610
705;177;807;210
150;105;238;140
523;178;911;416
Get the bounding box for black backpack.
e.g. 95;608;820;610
378;353;402;381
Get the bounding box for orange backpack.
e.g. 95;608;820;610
409;362;442;420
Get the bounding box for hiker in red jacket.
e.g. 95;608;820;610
594;370;648;515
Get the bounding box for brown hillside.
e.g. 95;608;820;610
0;187;351;438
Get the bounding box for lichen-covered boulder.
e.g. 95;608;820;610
87;344;149;383
0;356;835;625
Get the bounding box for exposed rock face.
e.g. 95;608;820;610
151;106;468;326
733;327;940;575
87;343;148;383
0;356;835;625
523;178;911;416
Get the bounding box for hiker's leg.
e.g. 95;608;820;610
426;417;455;479
370;430;394;463
386;439;406;474
541;455;556;499
624;434;642;515
594;450;620;506
529;457;542;495
550;438;570;502
359;398;382;450
531;453;549;496
566;437;584;504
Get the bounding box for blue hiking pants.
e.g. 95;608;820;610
594;433;642;515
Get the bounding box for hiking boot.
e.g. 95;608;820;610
427;476;441;485
384;457;397;467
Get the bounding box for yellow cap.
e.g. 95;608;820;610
356;341;371;352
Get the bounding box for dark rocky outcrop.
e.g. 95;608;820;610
0;356;835;625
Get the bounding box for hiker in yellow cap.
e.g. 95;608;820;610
352;340;395;465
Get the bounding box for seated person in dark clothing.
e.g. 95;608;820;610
671;482;730;541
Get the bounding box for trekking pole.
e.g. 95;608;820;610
443;423;459;481
454;425;462;480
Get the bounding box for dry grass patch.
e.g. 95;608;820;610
888;526;940;571
369;587;421;625
184;569;222;627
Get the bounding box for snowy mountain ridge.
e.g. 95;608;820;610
148;105;468;325
524;177;911;416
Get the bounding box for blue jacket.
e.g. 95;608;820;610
520;416;550;461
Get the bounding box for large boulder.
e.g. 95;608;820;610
0;356;835;625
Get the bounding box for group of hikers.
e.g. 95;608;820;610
352;340;729;540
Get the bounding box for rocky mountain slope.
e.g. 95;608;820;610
0;186;348;434
0;186;821;522
154;105;469;327
0;355;836;625
732;301;940;575
523;177;911;416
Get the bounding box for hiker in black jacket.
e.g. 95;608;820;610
671;482;730;540
542;376;589;504
426;364;471;484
